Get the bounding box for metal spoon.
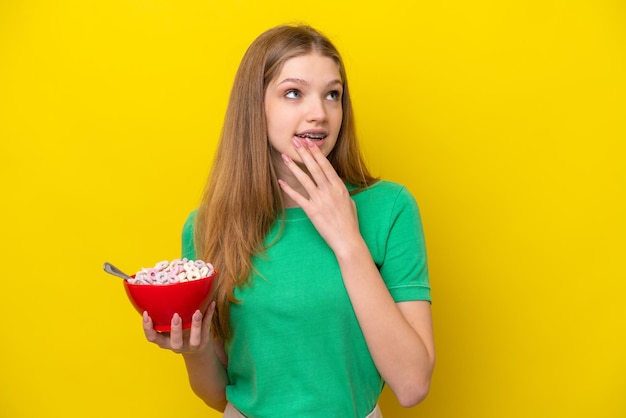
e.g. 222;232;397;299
103;262;133;281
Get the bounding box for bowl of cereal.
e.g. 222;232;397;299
121;259;218;332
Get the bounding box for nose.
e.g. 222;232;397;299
305;96;327;123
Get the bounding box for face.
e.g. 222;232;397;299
264;53;343;169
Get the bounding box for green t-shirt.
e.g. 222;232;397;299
182;180;430;418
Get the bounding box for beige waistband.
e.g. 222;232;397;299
366;403;383;418
223;402;244;418
223;402;382;417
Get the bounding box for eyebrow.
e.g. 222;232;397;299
277;78;343;87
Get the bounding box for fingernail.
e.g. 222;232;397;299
143;311;149;323
292;137;302;148
278;179;286;188
193;310;202;322
305;137;315;147
281;154;291;164
172;313;181;326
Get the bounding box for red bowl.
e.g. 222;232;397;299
123;271;217;332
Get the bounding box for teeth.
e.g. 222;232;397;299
297;133;325;140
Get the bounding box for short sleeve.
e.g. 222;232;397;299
380;187;431;303
181;210;197;260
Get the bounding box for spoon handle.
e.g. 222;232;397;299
103;262;133;281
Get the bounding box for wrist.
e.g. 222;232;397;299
181;344;213;361
333;234;370;263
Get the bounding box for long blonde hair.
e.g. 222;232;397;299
195;24;377;341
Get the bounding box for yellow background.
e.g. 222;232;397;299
1;1;624;417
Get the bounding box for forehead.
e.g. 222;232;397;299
272;53;342;84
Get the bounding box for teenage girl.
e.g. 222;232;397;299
142;24;435;418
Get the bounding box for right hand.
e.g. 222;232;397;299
143;301;215;354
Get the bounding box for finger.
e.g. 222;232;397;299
280;154;318;203
304;138;342;184
203;301;216;335
291;138;329;187
169;313;184;351
286;140;320;189
278;177;310;208
200;301;216;347
143;311;167;347
188;310;203;349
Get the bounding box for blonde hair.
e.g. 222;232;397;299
195;24;377;341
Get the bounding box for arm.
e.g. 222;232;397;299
279;138;435;406
181;340;229;411
335;243;435;406
143;302;229;411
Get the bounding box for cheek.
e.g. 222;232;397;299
266;105;291;132
333;105;343;122
333;110;343;132
265;110;282;139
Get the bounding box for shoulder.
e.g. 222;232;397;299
182;210;197;234
351;180;418;211
181;210;198;259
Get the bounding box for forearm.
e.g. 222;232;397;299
335;238;435;407
182;345;229;411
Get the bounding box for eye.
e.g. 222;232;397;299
284;89;301;99
326;90;341;101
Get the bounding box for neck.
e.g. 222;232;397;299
271;153;309;208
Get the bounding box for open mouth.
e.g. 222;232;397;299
295;132;327;141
